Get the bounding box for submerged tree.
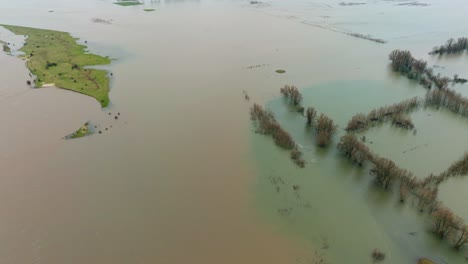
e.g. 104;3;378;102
280;85;303;106
306;107;317;125
315;114;337;147
337;134;371;166
392;114;414;129
452;223;468;250
432;207;457;239
430;37;468;55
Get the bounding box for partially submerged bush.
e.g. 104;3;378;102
371;249;385;262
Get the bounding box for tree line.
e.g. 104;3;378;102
389;49;459;89
250;103;305;168
345;97;419;132
280;86;338;148
337;133;468;250
425;88;468;117
430;37;468;55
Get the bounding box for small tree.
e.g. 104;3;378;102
280;85;303;106
432;207;456;239
315;114;337;147
306;107;317;125
452;223;468;250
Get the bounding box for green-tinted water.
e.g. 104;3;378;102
252;80;468;263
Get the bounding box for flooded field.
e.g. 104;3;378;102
0;0;467;263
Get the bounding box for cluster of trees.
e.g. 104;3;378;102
337;133;468;250
345;97;420;131
315;114;337;147
304;106;337;147
431;206;468;250
370;156;416;189
389;50;427;79
425;88;468;117
430;37;468;55
250;103;305;167
388;50;460;89
280;85;303;106
391;114;414;129
337;134;372;166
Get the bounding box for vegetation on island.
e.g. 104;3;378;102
114;0;143;6
430;37;468;55
418;258;435;264
1;25;112;107
144;8;156;11
1;40;10;53
64;122;93;139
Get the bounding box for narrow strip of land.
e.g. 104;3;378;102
1;25;112;107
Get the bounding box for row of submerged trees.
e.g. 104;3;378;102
341;51;468;249
250;103;305;168
280;85;338;148
425;88;468;117
250;48;468;249
337;132;468;249
389;49;456;89
430;37;468;55
345;97;419;132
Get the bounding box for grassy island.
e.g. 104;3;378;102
114;1;142;6
0;25;112;107
65;122;93;139
1;40;10;53
144;8;156;12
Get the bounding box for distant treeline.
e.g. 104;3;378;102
430;37;468;55
250;103;305;168
345;97;419;132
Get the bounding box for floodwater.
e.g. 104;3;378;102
0;0;468;264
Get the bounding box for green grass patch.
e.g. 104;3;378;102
143;8;156;11
1;24;111;107
0;40;10;53
275;69;286;74
66;122;92;139
114;1;143;6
